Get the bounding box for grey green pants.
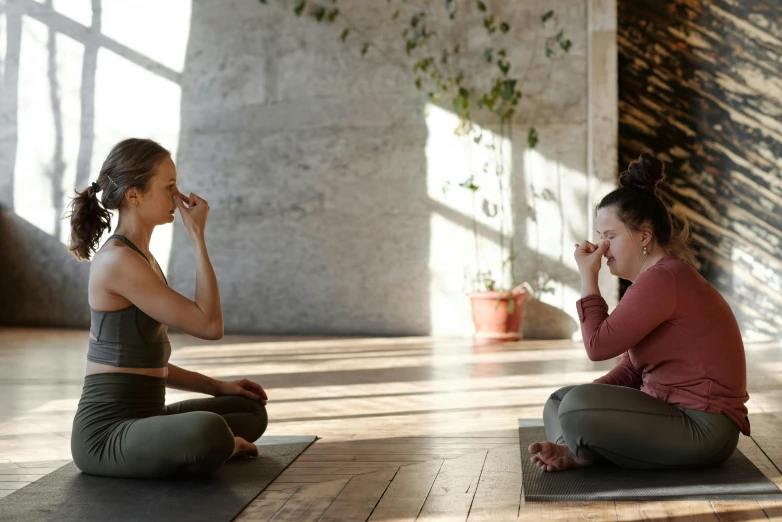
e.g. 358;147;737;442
544;384;740;469
71;373;268;479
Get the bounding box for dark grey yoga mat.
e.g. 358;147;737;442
518;419;782;501
0;435;316;522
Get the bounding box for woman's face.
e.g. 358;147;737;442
596;205;648;281
134;156;184;225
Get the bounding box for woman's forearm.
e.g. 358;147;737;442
581;273;600;298
167;363;219;395
192;236;223;336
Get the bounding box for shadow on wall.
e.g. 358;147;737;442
0;0;587;339
0;209;90;327
0;0;100;328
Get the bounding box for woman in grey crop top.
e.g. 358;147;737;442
66;138;268;479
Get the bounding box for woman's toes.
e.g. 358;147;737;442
528;442;541;454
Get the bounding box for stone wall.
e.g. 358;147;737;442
1;0;616;337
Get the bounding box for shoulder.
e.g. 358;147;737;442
628;257;678;297
638;259;677;285
91;240;149;278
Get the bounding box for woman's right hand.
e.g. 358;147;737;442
174;192;210;239
574;240;609;277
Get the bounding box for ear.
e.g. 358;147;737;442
640;227;654;246
125;188;138;205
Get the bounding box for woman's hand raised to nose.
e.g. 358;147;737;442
174;191;210;241
574;240;609;277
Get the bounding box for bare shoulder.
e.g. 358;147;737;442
91;240;144;274
89;239;163;311
89;240;156;293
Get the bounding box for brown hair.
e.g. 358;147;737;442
66;138;170;260
598;153;695;266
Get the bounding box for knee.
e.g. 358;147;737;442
185;413;235;471
248;401;268;441
548;385;577;404
558;385;604;432
229;398;269;442
558;384;605;415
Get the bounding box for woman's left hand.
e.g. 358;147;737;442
214;379;268;405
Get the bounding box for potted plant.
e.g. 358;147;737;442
263;0;572;342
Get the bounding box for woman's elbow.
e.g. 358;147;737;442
584;342;611;362
585;350;601;362
202;321;224;341
211;324;225;340
206;330;224;341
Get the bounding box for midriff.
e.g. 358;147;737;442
85;333;169;378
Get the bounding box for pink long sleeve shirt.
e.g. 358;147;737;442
577;253;750;435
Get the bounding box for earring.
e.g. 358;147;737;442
135;202;139;208
643;246;648;255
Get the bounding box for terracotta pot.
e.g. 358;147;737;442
468;289;528;344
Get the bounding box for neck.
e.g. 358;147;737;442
632;248;669;281
114;216;154;255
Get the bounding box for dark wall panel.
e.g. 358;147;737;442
618;0;782;341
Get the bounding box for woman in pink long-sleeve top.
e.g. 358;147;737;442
528;153;749;472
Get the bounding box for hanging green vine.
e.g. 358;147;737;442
259;0;573;298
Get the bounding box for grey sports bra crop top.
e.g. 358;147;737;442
87;234;172;368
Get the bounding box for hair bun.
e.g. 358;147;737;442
619;153;665;193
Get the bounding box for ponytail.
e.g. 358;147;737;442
66;184;112;261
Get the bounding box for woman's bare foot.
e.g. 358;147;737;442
528;441;594;472
230;437;258;459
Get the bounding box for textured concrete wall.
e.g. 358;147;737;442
0;0;606;337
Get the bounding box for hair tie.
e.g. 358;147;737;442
91;181;102;194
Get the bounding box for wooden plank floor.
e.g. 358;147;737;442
0;328;780;520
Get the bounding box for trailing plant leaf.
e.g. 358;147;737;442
294;1;306;16
340;28;350;41
528;127;539;148
542;10;554;22
501;79;516;100
459;177;479;192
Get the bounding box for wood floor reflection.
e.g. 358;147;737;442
0;329;780;520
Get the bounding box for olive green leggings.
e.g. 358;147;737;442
544;384;740;469
71;373;268;479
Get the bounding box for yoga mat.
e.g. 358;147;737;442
518;419;782;502
0;435;316;522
